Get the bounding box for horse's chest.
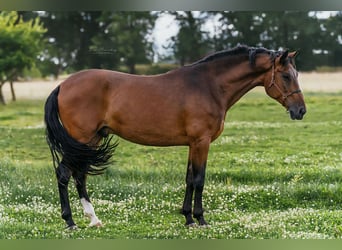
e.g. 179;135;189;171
211;120;225;142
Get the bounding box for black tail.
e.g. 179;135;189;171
44;86;118;175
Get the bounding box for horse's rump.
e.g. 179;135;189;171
44;85;118;175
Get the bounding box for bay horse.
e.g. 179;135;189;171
44;45;306;229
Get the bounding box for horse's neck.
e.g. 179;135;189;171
214;61;267;111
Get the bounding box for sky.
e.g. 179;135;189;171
152;13;178;57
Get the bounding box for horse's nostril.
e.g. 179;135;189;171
300;107;306;116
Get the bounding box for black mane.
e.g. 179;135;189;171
191;45;278;66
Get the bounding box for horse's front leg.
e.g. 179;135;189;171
73;171;102;227
182;138;210;226
56;161;76;229
191;138;209;226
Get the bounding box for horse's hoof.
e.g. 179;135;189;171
185;222;197;228
89;219;103;228
66;224;78;230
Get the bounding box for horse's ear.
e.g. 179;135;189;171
279;50;289;65
288;51;298;67
289;51;298;58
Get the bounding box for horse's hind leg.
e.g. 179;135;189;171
182;152;196;226
56;161;77;229
73;171;102;227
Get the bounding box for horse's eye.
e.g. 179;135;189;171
282;74;291;82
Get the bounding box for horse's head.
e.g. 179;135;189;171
265;50;306;120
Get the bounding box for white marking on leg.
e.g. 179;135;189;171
80;198;102;227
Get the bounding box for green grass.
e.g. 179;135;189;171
0;92;342;239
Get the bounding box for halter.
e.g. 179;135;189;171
268;64;302;104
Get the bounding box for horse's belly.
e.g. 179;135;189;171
110;123;189;147
117;131;189;146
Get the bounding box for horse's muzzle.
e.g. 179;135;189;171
289;105;306;120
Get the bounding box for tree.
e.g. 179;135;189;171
38;11;110;78
259;12;324;71
215;11;330;71
0;11;46;104
216;11;266;49
169;11;211;65
71;12;109;70
324;12;342;67
91;12;157;74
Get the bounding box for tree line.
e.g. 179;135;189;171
0;11;341;104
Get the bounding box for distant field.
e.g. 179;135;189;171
1;71;342;102
0;91;341;239
298;72;342;92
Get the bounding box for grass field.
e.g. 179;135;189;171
0;91;342;239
